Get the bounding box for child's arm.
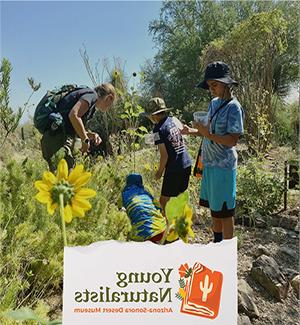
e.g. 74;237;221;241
208;133;240;147
197;103;243;147
156;143;168;180
194;122;240;146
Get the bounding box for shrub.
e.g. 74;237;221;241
236;157;284;224
273;100;299;148
0;155;132;314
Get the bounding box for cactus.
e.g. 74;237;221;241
199;275;213;302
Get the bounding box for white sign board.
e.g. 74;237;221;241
63;238;237;325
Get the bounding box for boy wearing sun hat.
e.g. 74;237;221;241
143;97;192;216
183;61;244;243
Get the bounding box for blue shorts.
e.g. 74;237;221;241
199;166;236;218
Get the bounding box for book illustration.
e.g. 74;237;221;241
176;262;223;319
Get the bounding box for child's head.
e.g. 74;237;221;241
143;97;171;124
125;173;143;188
197;61;238;98
206;80;230;98
94;83;116;112
148;112;167;124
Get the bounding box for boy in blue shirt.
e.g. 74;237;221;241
143;97;192;215
183;62;244;242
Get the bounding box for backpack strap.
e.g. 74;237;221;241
193;138;204;178
210;98;232;134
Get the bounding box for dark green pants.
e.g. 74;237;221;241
41;130;75;172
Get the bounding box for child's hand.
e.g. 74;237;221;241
181;124;198;135
87;131;102;145
81;141;90;153
155;169;163;180
181;124;190;135
193;121;210;137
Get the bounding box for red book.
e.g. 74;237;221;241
178;262;223;319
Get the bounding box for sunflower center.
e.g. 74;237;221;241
51;180;74;205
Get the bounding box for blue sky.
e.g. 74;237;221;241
1;0;162;120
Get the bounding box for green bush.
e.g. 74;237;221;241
0;154;133;315
236;157;284;224
274;100;299;148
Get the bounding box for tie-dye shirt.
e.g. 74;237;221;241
122;174;166;241
201;97;244;169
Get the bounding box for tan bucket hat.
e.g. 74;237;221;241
143;97;172;116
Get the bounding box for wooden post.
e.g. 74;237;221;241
21;127;25;141
288;160;299;189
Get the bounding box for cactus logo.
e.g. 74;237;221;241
176;262;223;319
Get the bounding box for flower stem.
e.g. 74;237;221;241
59;193;68;246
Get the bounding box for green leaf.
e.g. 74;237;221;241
179;278;185;288
4;308;44;322
165;191;189;221
116;88;124;96
138;126;148;133
136;105;144;113
185;268;193;278
175;292;183;301
124;102;131;110
127;129;136;136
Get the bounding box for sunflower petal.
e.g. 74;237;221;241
68;164;84;184
76;188;96;198
72;197;91;210
64;204;73;223
42;171;57;185
71;203;85;218
47;202;57;215
35;192;51;204
35;180;51;192
73;172;91;189
57;159;68;180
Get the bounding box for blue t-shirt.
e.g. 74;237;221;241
153;116;191;172
202;97;244;169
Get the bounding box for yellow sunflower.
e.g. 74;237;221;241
34;159;96;223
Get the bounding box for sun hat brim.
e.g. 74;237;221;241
140;108;172;117
196;77;238;90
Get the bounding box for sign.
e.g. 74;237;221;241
63;238;237;324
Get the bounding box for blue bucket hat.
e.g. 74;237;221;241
126;173;143;188
197;61;238;90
